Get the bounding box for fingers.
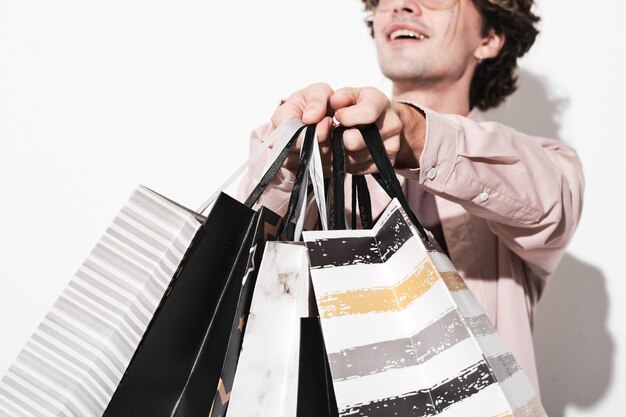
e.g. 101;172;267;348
331;87;388;127
341;133;400;175
328;86;403;175
283;116;334;171
301;84;335;124
271;82;334;129
314;116;334;146
341;123;401;153
270;84;403;176
329;87;358;111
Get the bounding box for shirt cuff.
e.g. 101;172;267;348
414;106;459;192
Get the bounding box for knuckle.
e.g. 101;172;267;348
391;122;403;136
362;107;379;123
387;139;400;154
308;82;333;94
362;86;377;95
343;129;363;151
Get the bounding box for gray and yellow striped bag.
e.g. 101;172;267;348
304;198;547;417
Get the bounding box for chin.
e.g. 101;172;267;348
380;64;430;82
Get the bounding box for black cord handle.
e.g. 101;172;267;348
331;124;428;240
244;125;307;208
352;175;373;229
331;127;347;230
277;124;317;239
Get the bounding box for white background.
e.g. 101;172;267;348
1;1;624;416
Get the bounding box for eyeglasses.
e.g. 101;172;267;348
374;0;458;12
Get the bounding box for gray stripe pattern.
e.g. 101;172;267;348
327;310;502;381
461;314;496;338
0;186;201;417
486;352;521;383
328;310;472;380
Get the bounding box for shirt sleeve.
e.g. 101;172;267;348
398;105;585;282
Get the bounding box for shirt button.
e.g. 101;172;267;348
426;167;437;180
479;192;489;202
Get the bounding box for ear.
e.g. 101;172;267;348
474;29;505;61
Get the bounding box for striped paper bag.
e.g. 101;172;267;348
0;186;202;417
304;198;547;417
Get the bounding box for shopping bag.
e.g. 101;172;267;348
226;242;311;417
204;119;327;417
104;120;310;416
296;317;339;417
0;186;202;417
0;118;308;417
224;120;329;417
101;194;279;416
302;124;547;417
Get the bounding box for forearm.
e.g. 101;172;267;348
395;105;584;278
392;101;427;170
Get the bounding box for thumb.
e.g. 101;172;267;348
330;87;359;111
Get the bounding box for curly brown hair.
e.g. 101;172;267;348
361;0;540;110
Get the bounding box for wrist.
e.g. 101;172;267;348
392;101;426;169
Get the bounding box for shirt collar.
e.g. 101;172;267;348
467;107;483;122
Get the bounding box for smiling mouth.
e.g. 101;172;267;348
389;29;427;41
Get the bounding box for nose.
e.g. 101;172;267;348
391;0;422;15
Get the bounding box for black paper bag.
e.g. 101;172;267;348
103;193;281;416
297;317;339;417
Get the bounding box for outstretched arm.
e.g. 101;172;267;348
398;105;584;281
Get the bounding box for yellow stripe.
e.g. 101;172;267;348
318;259;440;318
440;271;467;291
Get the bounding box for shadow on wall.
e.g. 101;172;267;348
534;254;613;417
485;70;614;417
483;69;568;139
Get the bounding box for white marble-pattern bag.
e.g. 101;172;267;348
227;242;311;417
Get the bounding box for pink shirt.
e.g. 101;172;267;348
238;105;584;395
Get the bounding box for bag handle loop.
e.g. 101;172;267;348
331;124;428;240
197;118;306;214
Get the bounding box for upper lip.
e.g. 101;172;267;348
385;22;430;41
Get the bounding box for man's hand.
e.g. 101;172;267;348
270;83;335;174
269;83;426;176
331;87;426;175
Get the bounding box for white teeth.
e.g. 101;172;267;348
390;29;425;41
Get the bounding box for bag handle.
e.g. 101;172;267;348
331;133;374;230
197;118;306;214
278;124;318;239
330;128;347;230
244;124;308;208
331;124;428;239
308;130;328;231
294;127;328;239
351;175;373;229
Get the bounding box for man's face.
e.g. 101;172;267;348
372;0;487;87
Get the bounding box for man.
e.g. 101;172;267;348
239;0;584;395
